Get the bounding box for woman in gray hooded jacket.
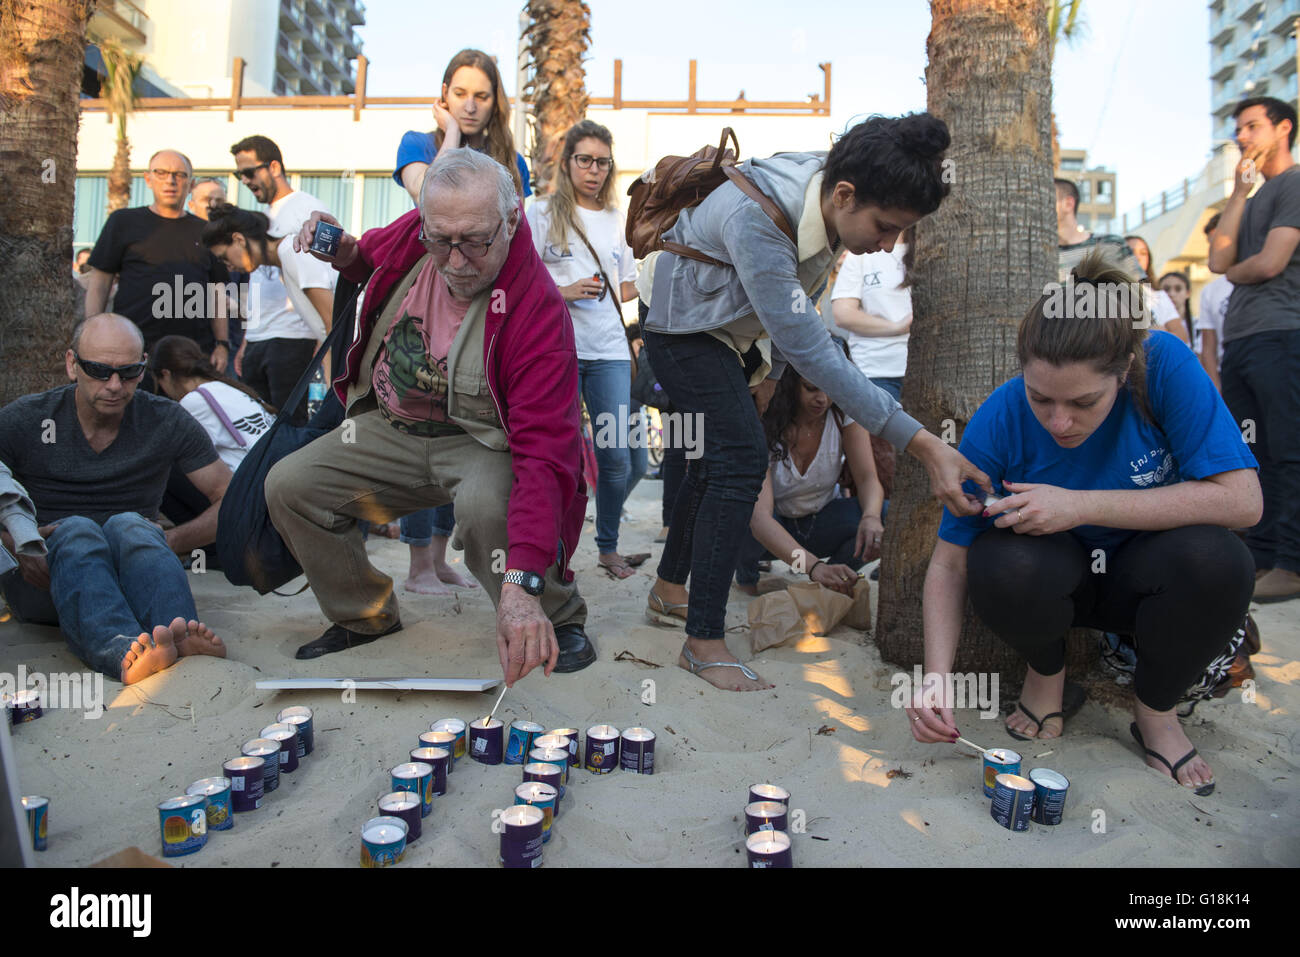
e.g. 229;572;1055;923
642;113;991;691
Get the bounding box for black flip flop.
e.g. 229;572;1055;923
1130;722;1215;796
1005;681;1086;741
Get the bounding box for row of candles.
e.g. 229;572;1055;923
361;719;657;867
156;705;316;857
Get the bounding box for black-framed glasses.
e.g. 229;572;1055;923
149;169;191;182
418;219;503;259
74;353;147;381
572;154;613;171
235;163;271;180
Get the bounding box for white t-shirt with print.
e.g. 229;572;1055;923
180;381;274;471
830;247;911;379
1198;276;1233;365
527;201;637;361
245;190;337;342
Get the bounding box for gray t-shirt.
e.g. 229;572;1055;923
0;385;217;525
1224;164;1300;343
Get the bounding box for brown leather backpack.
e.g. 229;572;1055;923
625;127;796;267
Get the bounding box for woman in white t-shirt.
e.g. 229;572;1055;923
527;120;643;579
151;335;275;469
734;364;885;595
830;230;914;401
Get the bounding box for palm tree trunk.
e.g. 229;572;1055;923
108;126;131;212
875;0;1095;678
0;0;95;408
522;0;591;195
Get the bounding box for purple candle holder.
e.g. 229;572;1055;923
523;762;563;818
429;719;466;762
547;727;581;767
378;790;422;843
241;737;281;793
469;718;504;765
277;706;314;756
745;830;793;868
420;731;458;775
620;727;655;774
584;724;620;774
748;783;790;808
744;800;789;835
498;805;544;868
223;756;265;812
259;722;300;774
412;745;450;796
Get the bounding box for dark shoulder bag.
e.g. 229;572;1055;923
216;281;358;594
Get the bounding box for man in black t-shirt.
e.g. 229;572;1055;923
85;149;233;376
0;314;232;684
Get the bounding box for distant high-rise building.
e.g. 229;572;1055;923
1209;0;1299;147
85;0;365;99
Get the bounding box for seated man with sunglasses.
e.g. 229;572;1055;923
267;149;595;686
0;314;231;685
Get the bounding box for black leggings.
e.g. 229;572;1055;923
966;525;1254;712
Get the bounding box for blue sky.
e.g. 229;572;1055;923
358;0;1213;219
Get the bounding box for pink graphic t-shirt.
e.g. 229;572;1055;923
372;258;472;434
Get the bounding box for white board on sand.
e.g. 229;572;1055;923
255;678;499;692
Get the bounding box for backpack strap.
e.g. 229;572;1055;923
194;385;248;448
662;166;797;266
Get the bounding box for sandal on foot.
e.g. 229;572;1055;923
646;590;688;628
681;644;759;681
1005;681;1086;741
1130;722;1215;796
624;552;651;567
599;556;637;580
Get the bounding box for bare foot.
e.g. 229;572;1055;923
1132;704;1215;791
434;561;478;588
1005;666;1066;739
403;570;452;595
678;638;772;692
172;617;226;659
120;624;178;684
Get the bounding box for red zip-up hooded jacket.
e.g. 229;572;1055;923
333;208;585;582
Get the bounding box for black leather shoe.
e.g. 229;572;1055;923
553;622;597;673
296;620;402;660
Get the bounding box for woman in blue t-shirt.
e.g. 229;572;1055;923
907;253;1260;796
392;48;530;204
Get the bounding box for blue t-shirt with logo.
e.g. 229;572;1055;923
938;331;1257;555
392;131;532;198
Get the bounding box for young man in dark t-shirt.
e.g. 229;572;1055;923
1209;96;1300;603
0;314;232;684
84;149;233;374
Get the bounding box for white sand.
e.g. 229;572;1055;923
3;481;1298;867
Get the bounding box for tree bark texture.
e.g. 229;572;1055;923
522;0;590;196
875;0;1096;678
0;0;94;408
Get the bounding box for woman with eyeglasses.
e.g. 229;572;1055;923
526;120;645;580
394;49;530;204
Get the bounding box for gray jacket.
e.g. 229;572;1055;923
643;151;924;451
0;460;45;577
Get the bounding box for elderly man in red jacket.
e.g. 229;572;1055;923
267;150;594;684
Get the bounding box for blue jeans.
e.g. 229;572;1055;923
397;504;455;547
735;496;866;585
644;331;769;640
870;377;903;402
1;513;197;680
579;358;640;553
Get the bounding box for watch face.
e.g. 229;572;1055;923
522;573;544;596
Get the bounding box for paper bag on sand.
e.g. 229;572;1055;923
748;579;873;653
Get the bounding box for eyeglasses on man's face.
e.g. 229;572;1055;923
235;162;271;180
418;219;503;260
149;169;191;183
571;154;612;171
74;353;148;381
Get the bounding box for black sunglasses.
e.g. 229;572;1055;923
235;162;271;180
75;353;147;381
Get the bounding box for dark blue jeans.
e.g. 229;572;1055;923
735;496;865;585
1;513;197;679
645;331;768;640
1220;329;1300;573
